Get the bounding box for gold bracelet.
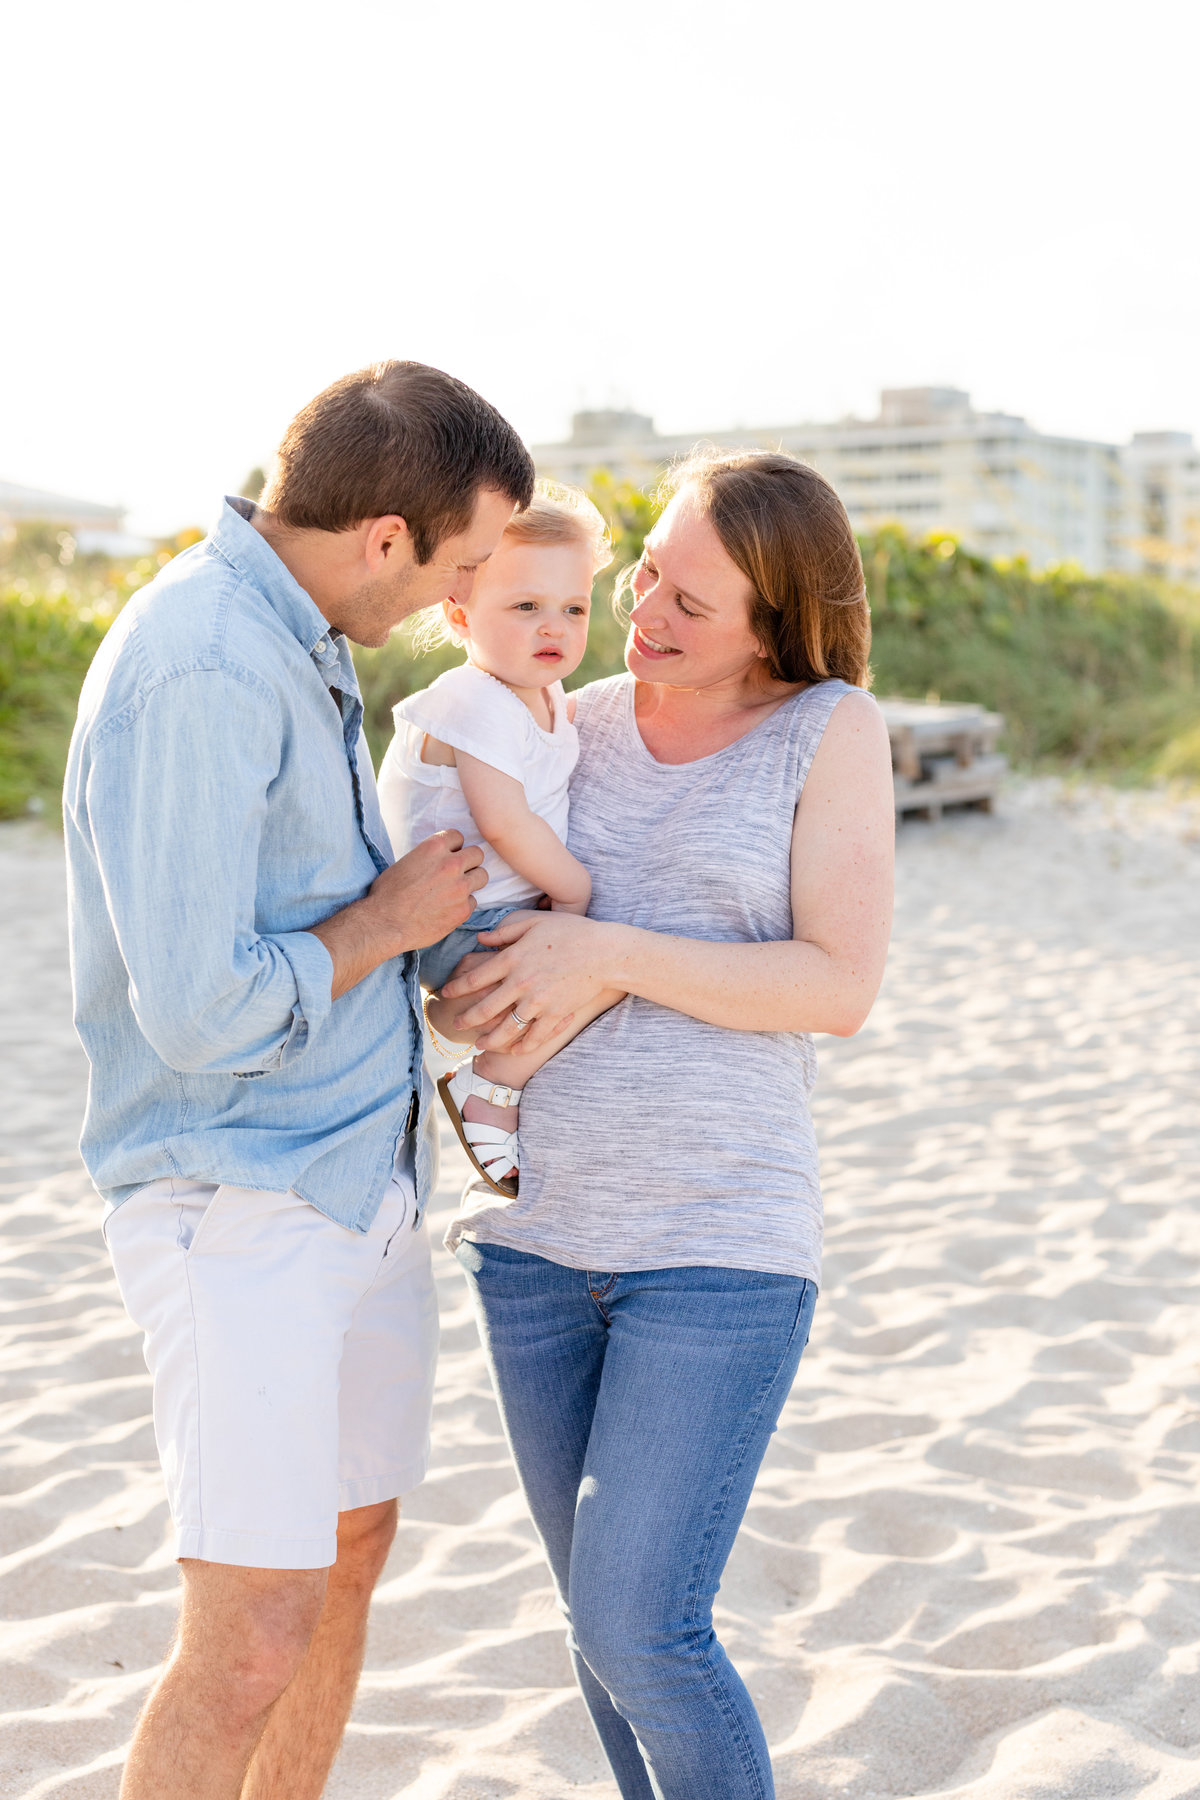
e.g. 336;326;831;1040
422;991;474;1063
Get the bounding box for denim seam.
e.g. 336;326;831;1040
680;1281;814;1799
586;1270;617;1323
167;1069;190;1177
88;653;282;753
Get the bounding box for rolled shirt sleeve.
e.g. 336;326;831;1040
85;667;335;1075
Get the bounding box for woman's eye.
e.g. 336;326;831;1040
674;595;699;619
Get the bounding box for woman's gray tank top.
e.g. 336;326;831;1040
445;673;857;1282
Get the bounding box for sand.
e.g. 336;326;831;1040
1;780;1198;1799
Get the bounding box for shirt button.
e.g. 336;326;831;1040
314;640;327;653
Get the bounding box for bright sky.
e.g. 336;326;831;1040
7;0;1199;535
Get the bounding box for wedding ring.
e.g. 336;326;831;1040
510;1008;528;1029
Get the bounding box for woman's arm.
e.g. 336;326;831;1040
446;692;894;1052
456;751;592;913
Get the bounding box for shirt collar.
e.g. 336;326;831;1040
209;497;346;676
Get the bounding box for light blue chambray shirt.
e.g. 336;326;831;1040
63;497;435;1232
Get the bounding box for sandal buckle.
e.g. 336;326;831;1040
485;1084;515;1108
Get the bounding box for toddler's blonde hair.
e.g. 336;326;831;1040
409;479;612;652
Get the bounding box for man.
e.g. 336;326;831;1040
63;361;534;1799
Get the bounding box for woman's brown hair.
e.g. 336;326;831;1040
665;450;871;688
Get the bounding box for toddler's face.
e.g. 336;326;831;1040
445;538;593;689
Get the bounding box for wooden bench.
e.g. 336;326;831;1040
877;699;1007;819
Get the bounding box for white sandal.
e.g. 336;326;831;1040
437;1063;524;1198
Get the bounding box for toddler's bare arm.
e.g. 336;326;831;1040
456;751;590;913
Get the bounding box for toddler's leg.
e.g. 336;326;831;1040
424;991;475;1045
423;951;500;1047
429;945;621;1191
463;993;622;1141
438;992;622;1191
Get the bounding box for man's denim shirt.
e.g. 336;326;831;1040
63;498;434;1231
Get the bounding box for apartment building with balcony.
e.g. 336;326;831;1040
1120;431;1200;584
533;389;1148;576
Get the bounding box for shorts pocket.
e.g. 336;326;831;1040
182;1184;229;1258
382;1181;411;1253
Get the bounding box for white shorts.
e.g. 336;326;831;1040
105;1153;438;1570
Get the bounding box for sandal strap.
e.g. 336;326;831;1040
447;1064;524;1110
460;1120;519;1178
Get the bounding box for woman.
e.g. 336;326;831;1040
441;451;894;1800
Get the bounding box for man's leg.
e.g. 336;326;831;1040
241;1500;398;1800
120;1561;326;1800
106;1176;425;1800
238;1163;438;1797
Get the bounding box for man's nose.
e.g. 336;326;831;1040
450;569;478;606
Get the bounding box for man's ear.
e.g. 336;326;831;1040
363;515;411;573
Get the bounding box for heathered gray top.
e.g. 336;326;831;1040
445;672;858;1282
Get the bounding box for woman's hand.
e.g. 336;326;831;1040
442;909;624;1054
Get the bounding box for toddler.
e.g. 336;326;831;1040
377;482;612;1196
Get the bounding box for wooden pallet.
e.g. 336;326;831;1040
877;699;1007;819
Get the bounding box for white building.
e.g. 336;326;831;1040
1119;432;1200;584
534;389;1147;575
0;479;134;554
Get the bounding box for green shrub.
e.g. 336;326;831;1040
1157;720;1200;781
0;521;200;821
865;528;1199;774
0;591;110;820
7;497;1199;819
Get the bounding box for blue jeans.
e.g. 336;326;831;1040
417;903;519;995
454;1241;818;1800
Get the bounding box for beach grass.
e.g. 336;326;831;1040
0;590;109;821
4;505;1199;822
865;527;1200;778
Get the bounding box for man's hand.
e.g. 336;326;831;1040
310;831;486;1001
369;831;487;953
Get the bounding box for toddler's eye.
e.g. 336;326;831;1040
567;604;588;615
515;601;537;611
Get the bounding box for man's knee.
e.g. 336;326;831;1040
176;1560;327;1719
332;1500;398;1595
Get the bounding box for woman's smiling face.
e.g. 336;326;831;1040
626;488;766;689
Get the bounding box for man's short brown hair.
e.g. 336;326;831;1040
261;361;535;563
